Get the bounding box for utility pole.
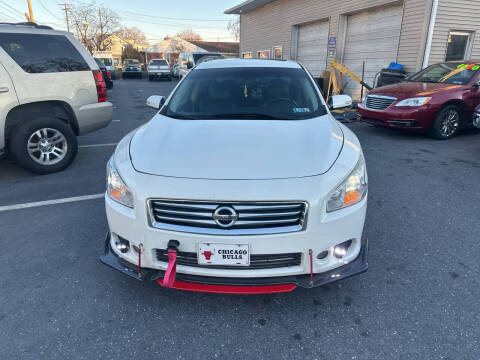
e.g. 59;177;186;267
58;3;70;32
25;0;34;22
98;8;103;50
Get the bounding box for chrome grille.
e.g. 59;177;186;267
148;200;308;235
155;249;302;269
365;95;397;110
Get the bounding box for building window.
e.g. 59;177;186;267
257;50;270;59
445;31;475;61
273;46;282;60
242;52;252;59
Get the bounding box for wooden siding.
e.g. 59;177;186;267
239;0;431;74
428;0;480;64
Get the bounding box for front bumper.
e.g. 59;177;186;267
101;232;368;293
357;103;436;130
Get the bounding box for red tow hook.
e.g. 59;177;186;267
161;240;180;288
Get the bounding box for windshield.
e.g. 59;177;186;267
124;59;139;65
164;67;326;120
150;59;168;66
193;53;222;63
98;58;112;66
408;63;480;85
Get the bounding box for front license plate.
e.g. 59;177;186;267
198;243;250;266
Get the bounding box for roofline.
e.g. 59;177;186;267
224;0;277;14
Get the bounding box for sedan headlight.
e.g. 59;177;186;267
395;97;431;107
107;156;134;208
327;156;367;212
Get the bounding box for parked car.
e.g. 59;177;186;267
177;52;223;78
101;59;368;294
171;63;180;78
94;58;113;89
122;59;141;79
0;23;113;174
92;51;116;79
147;59;171;81
474;104;480;129
357;61;480;139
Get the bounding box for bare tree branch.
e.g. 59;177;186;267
175;29;202;41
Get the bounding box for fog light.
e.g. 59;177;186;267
115;237;130;254
317;251;329;260
333;240;353;259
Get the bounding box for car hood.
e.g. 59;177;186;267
370;81;463;99
129;114;344;180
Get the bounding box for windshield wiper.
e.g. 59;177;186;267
208;113;288;120
167;113;197;120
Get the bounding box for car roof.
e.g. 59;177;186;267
195;58;302;70
0;22;67;35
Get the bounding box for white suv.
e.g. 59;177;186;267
147;59;171;81
0;23;113;174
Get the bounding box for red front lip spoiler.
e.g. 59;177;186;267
157;278;297;294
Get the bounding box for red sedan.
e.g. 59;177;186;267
357;61;480;139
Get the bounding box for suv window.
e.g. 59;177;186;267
0;33;90;73
150;60;168;66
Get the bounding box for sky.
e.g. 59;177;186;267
0;0;241;43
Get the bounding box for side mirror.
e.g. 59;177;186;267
146;95;166;109
328;95;353;110
472;80;480;89
186;62;193;70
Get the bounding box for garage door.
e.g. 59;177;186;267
342;5;403;99
297;20;329;77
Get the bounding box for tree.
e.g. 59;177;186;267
175;29;202;41
121;45;142;62
115;26;146;44
68;1;120;51
228;17;240;42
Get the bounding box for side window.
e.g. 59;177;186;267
0;33;90;73
188;54;193;66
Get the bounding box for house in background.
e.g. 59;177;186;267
225;0;480;99
104;33;150;68
144;37;239;65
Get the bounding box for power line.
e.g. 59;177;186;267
0;6;23;22
37;0;63;20
0;0;24;16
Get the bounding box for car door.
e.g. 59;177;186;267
0;59;19;151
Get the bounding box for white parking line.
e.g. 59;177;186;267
0;193;105;212
79;143;117;148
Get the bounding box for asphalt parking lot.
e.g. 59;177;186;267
1;78;479;360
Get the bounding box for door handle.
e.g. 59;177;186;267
0;87;9;93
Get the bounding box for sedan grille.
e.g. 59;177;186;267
148;200;308;235
155;249;302;270
365;95;396;110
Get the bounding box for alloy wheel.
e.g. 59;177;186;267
27;128;68;165
439;109;459;137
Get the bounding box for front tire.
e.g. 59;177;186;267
430;105;462;139
9;116;78;174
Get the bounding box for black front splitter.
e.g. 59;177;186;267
100;233;368;288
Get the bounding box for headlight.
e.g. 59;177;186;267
395;97;431;107
106;156;134;208
327;156;367;212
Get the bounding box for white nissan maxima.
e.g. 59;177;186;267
101;59;368;294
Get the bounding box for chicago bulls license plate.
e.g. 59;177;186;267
197;243;250;266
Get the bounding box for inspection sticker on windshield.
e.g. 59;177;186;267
198;243;250;266
293;107;311;113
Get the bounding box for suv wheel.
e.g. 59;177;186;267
9;116;78;174
430;105;461;139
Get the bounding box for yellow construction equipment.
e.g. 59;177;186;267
326;60;372;100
